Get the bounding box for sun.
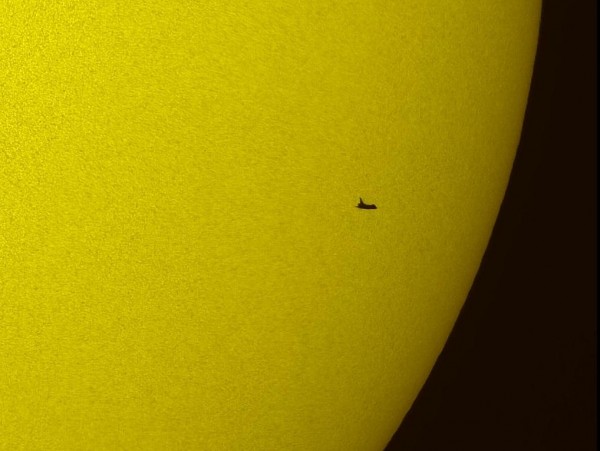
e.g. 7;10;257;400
0;1;541;450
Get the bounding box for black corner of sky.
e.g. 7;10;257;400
385;2;597;450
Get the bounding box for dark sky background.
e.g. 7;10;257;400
385;1;597;450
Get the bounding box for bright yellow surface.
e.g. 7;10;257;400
1;2;540;450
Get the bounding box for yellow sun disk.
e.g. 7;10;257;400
1;1;541;450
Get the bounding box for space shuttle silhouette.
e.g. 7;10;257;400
356;198;377;210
